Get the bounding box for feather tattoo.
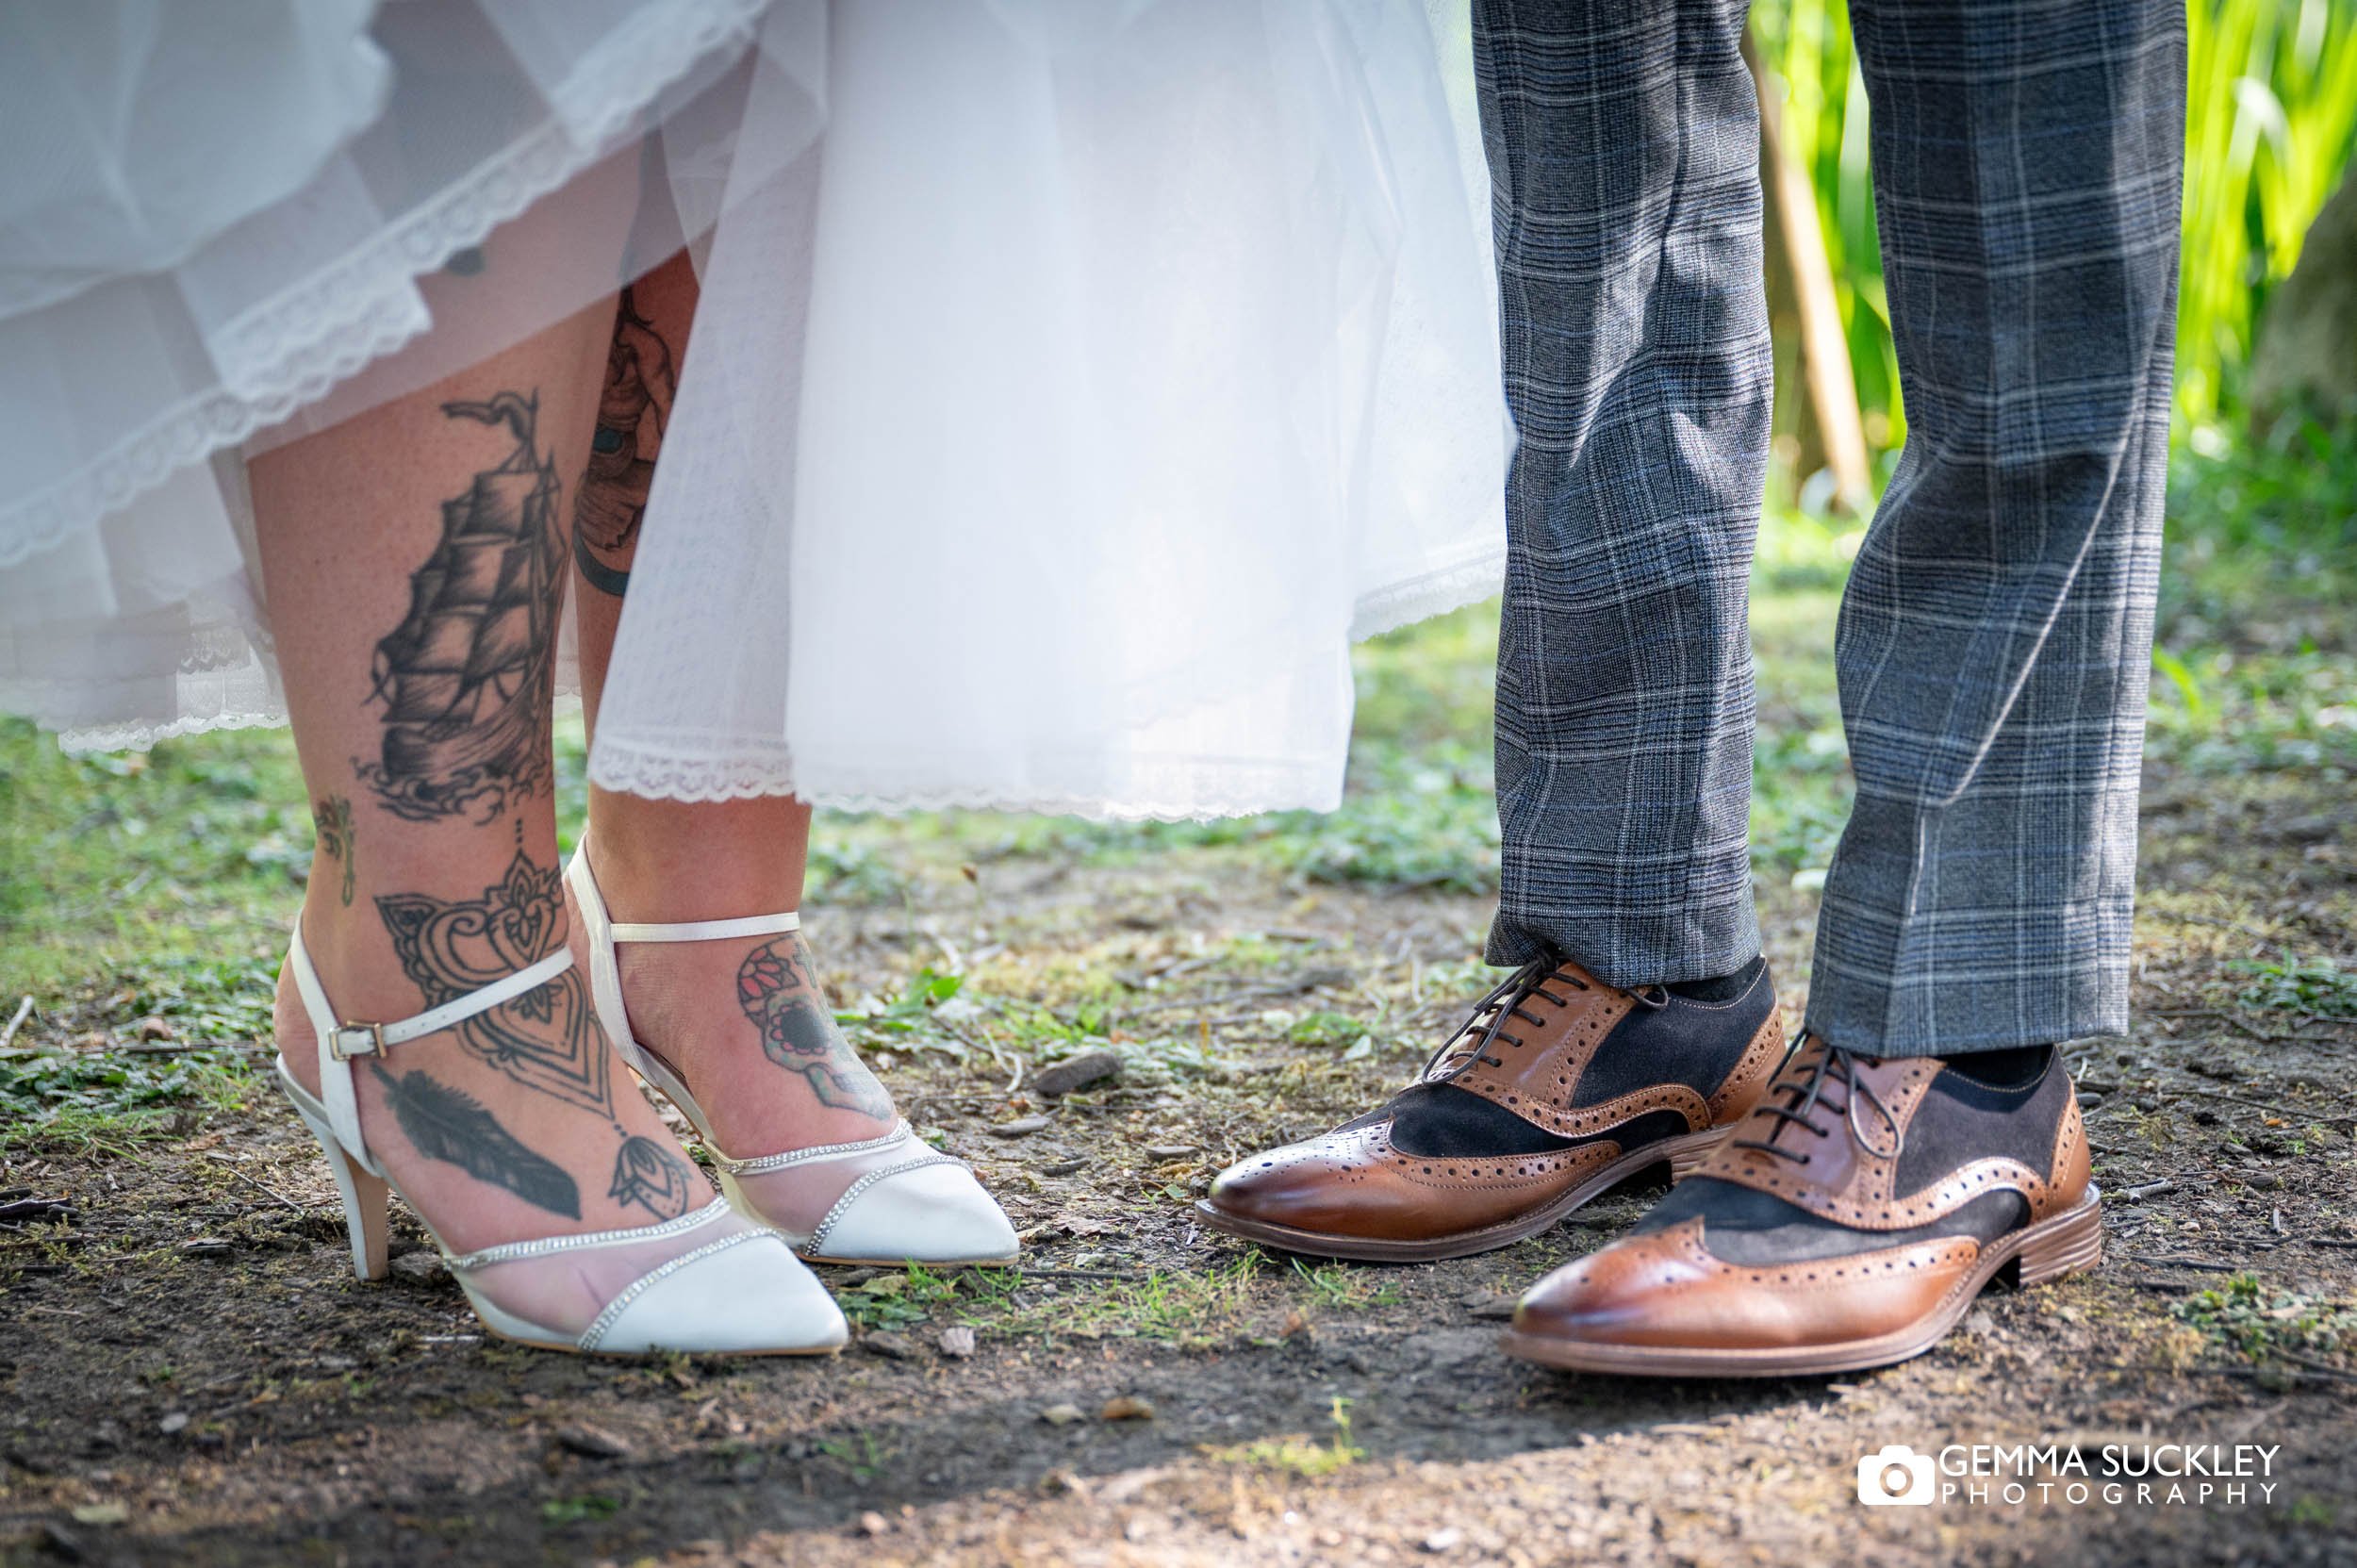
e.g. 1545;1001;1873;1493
370;1062;582;1220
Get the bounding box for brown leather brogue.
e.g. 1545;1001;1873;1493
1195;955;1786;1261
1501;1034;2100;1377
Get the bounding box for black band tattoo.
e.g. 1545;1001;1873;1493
573;531;635;598
573;287;679;598
359;393;560;823
312;795;355;906
371;849;708;1221
735;938;895;1118
370;1060;581;1220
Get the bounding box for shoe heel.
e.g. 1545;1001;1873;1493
283;1086;391;1281
1666;1131;1722;1183
2015;1188;2102;1287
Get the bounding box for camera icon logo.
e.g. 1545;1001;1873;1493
1856;1444;1937;1506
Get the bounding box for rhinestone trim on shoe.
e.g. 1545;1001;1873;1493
441;1197;732;1274
716;1121;919;1176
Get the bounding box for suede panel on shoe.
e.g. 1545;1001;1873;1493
1569;957;1774;1108
1638;1179;2030;1263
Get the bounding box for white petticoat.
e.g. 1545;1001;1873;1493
0;0;1506;819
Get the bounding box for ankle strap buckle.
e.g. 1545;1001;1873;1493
329;1021;386;1061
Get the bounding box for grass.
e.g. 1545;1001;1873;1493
822;1251;1409;1349
1200;1396;1366;1478
0;1048;257;1156
2234;956;2357;1020
2172;1273;2357;1365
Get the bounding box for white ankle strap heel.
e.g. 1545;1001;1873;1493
274;924;848;1355
567;838;1019;1266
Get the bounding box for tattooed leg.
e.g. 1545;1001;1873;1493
570;249;695;749
571;282;679;602
250;300;716;1255
558;251;901;1157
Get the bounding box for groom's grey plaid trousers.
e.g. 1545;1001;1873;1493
1475;0;2184;1056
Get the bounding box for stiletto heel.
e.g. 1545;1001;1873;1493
567;836;1020;1266
282;1084;390;1279
272;922;848;1355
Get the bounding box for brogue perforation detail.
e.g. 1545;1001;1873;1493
1460;1078;1712;1140
1706;1007;1788;1121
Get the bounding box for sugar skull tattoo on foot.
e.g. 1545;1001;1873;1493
736;937;896;1118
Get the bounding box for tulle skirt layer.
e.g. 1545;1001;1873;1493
0;0;1506;818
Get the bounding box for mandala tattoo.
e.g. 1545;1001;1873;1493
573;288;678;599
376;850;609;1114
312;795;355;906
736;938;895;1117
609;1135;699;1219
359;392;561;823
372;849;710;1222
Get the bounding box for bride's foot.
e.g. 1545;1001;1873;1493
566;840;1019;1265
275;876;846;1355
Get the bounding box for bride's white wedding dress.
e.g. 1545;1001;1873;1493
0;0;1505;819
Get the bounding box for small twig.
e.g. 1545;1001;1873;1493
2305;1237;2357;1250
1121;978;1338;1017
0;996;32;1051
2149;1008;2344;1046
2214;1357;2357;1388
2123;1178;2176;1202
202;1154;312;1213
2127;1252;2241;1273
115;1040;270;1057
1008;1267;1145;1283
2174;1084;2356;1118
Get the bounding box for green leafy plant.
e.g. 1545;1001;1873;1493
2235;955;2357;1019
0;1048;255;1153
2173;1273;2357;1363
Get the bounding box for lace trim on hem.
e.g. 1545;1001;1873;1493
1347;540;1507;641
0;0;773;573
586;736;1348;822
54;709;289;754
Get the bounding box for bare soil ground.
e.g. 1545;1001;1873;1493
5;771;2356;1567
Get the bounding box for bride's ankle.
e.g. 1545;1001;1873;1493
610;933;898;1136
580;793;810;926
273;898;416;1098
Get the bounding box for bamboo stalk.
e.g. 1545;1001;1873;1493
1745;26;1871;514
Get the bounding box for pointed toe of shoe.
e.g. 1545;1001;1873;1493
1198;1127;1416;1246
1200;1154;1320;1229
1508;1221;1739;1354
809;1162;1019;1265
588;1232;848;1356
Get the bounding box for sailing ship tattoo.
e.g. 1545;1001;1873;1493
736;937;895;1117
373;849;704;1221
359;392;560;823
573;288;678;598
